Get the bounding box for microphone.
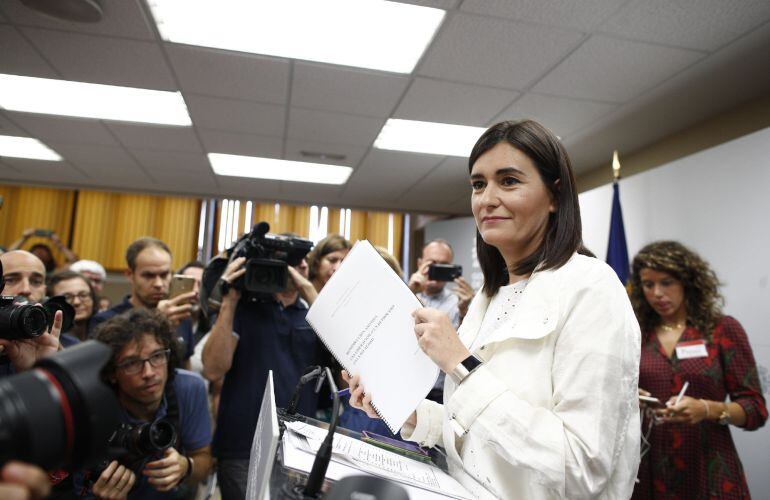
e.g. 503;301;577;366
279;366;340;500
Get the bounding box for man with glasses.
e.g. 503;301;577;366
87;308;212;499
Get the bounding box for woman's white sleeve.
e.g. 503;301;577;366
444;276;640;498
400;399;445;448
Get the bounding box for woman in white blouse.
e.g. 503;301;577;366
347;120;641;499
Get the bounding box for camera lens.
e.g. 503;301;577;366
0;302;48;340
0;341;120;470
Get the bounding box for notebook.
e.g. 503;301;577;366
306;240;439;434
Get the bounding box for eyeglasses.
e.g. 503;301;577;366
62;291;92;303
115;349;170;375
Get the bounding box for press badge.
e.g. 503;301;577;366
675;340;708;359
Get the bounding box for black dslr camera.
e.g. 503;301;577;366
104;419;177;473
0;295;76;340
201;221;313;311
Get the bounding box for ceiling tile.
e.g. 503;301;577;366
390;0;459;8
398;157;469;208
0;158;89;183
106;123;201;152
0;112;30;136
131;149;211;173
533;35;703;103
461;0;627;32
0;0;155;40
278;183;345;205
198;130;283;158
167;45;290;104
151;170;218;191
601;0;770;52
6;112;117;145
49;143;139;169
287;108;384;147
187;95;285;136
341;150;443;202
22;28;176;90
418;13;584;89
284;140;367;167
394;77;517;126
0;24;58;78
292;63;409;118
496;93;617;137
216;177;283;201
79;166;152;185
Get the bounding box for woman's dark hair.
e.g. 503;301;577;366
47;270;97;319
469;120;588;296
29;243;56;273
630;240;723;337
93;308;182;386
306;234;352;281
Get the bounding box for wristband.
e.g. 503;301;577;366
182;456;193;480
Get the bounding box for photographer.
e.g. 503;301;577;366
0;250;64;375
202;255;320;500
407;240;474;403
86;309;212;499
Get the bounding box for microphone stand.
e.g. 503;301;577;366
280;366;340;499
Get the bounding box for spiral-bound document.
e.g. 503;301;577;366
306;240;440;434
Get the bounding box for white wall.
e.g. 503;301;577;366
580;126;770;494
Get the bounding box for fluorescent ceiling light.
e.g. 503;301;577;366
0;74;192;126
148;0;444;74
0;135;62;161
374;118;487;157
209;153;352;185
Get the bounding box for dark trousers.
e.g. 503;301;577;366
217;458;249;500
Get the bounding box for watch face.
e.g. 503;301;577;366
461;355;482;372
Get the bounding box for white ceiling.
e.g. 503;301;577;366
1;0;770;215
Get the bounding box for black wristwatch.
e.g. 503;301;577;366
449;355;483;384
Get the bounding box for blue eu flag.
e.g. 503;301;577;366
606;182;629;284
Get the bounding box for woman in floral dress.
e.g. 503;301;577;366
631;241;767;499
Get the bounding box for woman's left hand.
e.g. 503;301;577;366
412;307;470;373
656;395;708;425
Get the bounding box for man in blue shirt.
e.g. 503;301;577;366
87;308;212;499
90;238;197;365
202;256;323;500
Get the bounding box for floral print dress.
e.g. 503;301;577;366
633;316;767;499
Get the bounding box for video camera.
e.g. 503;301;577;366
201;221;313;313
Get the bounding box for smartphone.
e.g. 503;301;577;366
34;229;54;237
169;274;195;299
427;264;462;282
639;395;666;408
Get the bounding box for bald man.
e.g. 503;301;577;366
0;250;63;374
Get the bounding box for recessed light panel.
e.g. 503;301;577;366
209;153;352;185
0;74;192;126
148;0;445;74
374;118;487;157
0;135;62;161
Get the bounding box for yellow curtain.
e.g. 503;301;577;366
72;190;200;271
0;185;76;266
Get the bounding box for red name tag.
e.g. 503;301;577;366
676;340;708;359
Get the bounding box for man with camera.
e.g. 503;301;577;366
0;250;64;375
407;240;474;403
90;238;197;351
86;308;212;499
202;245;321;500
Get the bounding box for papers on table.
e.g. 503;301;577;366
282;422;472;500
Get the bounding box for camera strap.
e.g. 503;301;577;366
164;377;181;452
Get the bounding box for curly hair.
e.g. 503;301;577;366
92;308;182;386
630;241;723;338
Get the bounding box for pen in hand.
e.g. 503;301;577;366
330;388;350;400
673;381;689;407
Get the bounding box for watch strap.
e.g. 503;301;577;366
450;355;483;385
